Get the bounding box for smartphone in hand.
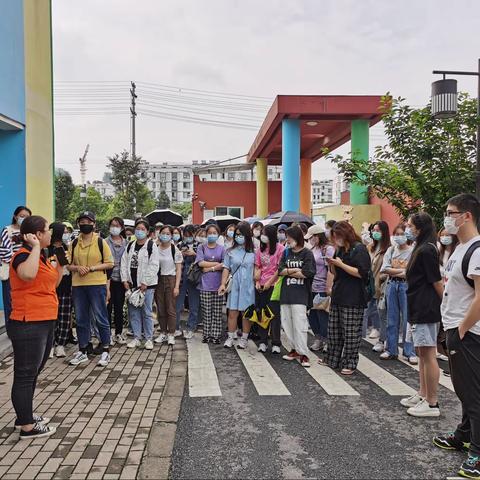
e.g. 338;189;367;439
54;247;69;266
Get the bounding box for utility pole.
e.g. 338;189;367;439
79;144;89;210
130;81;137;159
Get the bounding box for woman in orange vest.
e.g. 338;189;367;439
8;215;63;440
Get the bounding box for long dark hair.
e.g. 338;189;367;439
438;227;459;266
332;221;361;251
407;212;438;272
260;224;278;255
371;220;391;254
285;225;305;249
234;221;254;253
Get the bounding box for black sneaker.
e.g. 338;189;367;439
14;414;50;431
433;432;470;452
212;338;221;345
19;422;56;440
459;454;480;479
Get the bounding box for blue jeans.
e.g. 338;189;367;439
176;280;200;331
128;289;154;341
308;292;329;339
362;298;380;337
2;279;12;328
386;281;415;357
72;285;111;349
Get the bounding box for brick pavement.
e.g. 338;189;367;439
0;339;186;480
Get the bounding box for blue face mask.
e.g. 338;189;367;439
235;235;245;245
227;230;235;238
207;234;219;244
173;234;181;242
160;234;171;243
62;233;71;244
184;236;194;244
405;228;416;241
135;229;147;240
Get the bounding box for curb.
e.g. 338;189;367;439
138;341;187;480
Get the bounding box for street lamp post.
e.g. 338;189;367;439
431;59;480;198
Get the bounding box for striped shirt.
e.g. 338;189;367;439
0;226;23;264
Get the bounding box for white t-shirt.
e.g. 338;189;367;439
441;235;480;334
158;244;183;276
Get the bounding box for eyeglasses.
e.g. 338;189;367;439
445;210;465;218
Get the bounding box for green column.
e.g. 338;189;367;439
350;119;369;205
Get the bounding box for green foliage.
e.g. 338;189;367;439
157;190;171;209
330;93;478;225
55;169;75;222
68;186;110;233
171;202;192;220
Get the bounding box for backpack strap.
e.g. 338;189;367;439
127;240;135;254
462;240;480;289
171;244;176;261
98;236;104;263
70;238;78;264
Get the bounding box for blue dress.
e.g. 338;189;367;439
224;246;255;311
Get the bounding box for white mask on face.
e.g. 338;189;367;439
288;240;297;249
444;215;464;235
260;235;269;244
253;229;261;238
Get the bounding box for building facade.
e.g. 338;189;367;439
91;181;115;198
0;0;54;333
144;162;193;204
312;179;334;204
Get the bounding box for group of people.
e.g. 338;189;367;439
1;194;479;479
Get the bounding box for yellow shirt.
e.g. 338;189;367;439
69;234;113;287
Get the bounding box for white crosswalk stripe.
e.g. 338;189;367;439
236;340;291;396
186;334;222;397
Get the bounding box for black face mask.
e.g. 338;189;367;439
79;224;94;234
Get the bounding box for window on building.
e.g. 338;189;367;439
184;192;190;200
240;173;248;181
215;206;243;218
183;172;190;179
172;173;178;180
160;172;166;181
228;173;235;181
183;182;190;189
211;173;217;180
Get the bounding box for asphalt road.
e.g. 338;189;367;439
171;336;463;479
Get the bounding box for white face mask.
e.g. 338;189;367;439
288;240;297;249
309;236;319;247
196;236;206;244
110;227;121;236
260;235;269;244
253;229;261;238
444;215;463;235
392;235;407;246
325;229;331;240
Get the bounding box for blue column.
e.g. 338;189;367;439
281;119;300;211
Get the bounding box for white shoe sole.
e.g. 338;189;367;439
19;427;56;440
69;359;88;366
407;409;440;418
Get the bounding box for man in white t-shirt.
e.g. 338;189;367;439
433;193;480;479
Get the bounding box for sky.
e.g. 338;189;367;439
52;0;480;184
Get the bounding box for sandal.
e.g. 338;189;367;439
341;368;355;376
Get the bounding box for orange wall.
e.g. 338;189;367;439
193;176;282;224
368;194;402;230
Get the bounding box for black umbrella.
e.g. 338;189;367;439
201;215;241;232
267;211;314;227
145;209;183;227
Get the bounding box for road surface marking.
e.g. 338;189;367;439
357;353;417;396
281;333;359;396
187;334;221;397
235;340;291;396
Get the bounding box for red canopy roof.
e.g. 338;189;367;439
247;95;386;165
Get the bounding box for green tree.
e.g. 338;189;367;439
107;150;144;217
135;184;156;216
68;186;109;233
55;168;75;221
171;202;192;220
157;190;171;209
330;93;479;225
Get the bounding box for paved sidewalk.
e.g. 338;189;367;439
0;339;186;480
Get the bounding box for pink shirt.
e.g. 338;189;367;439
255;243;285;286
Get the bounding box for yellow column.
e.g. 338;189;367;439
24;0;54;221
300;158;312;215
256;158;268;218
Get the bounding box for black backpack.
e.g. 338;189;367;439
127;239;154;258
461;240;480;288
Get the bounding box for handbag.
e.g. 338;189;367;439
127;288;145;308
187;244;204;286
225;250;246;294
312;293;331;312
270;277;283;302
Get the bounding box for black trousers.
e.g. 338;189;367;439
108;280;126;335
255;287;281;347
7;319;54;425
447;328;480;455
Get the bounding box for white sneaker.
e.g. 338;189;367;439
271;345;281;354
309;338;322;351
115;334;127;345
407;399;440;417
184;330;194;340
127;339;141;349
369;328;380;339
408;356;419;365
55;345;66;358
237;337;248;349
110;335;115;346
167;335;175;346
258;343;267;353
436;353;449;361
154;334;167;344
49;348;54;359
144;340;154;350
372;341;384;353
224;337;234;348
400;393;424;408
97;352;110;367
174;330;182;337
69;351;88;366
126;330;134;337
379;351;395;360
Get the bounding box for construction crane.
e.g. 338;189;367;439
79;144;89;209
